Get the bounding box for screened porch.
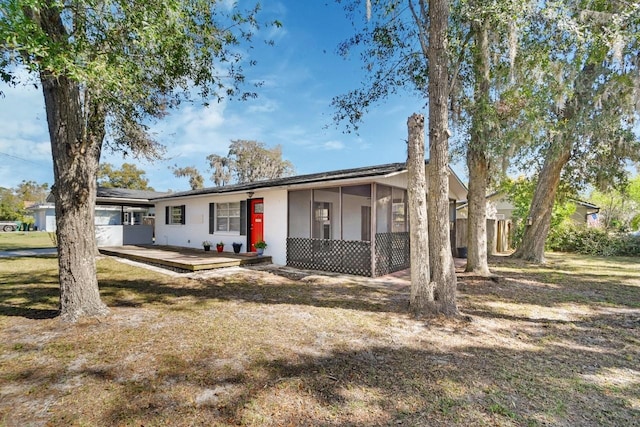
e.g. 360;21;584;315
286;183;410;277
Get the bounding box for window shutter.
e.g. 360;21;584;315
240;200;247;236
209;203;215;234
165;206;169;224
180;205;186;224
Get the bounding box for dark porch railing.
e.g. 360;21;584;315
286;238;372;276
286;232;411;277
374;232;410;276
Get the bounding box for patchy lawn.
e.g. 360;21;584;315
0;232;55;251
0;253;638;426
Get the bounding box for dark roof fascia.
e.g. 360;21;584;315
456;193;600;212
96;187;170;200
46;187;170;206
569;198;599;211
152;163;408;201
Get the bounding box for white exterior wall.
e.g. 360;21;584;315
156;195;229;249
96;225;124;246
45;213;56;232
155;189;289;266
30;205;56;232
262;189;288;265
375;171;465;201
95;207;122;225
375;173;408;189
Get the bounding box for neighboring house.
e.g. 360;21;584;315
571;199;600;227
456;193;600;254
29;187;169;246
153;162;468;278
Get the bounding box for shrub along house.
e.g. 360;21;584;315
153;162;467;277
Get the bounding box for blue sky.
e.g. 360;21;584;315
0;1;452;192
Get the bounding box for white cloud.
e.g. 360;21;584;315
247;98;279;113
322;140;345;150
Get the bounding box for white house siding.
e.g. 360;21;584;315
263;189;288;265
96;225;124;246
374;170;467;202
95;207;123;225
375;173;408;189
30;205;57;231
154;189;289;265
156;195;228;248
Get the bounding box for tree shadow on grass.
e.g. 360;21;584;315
0;260;410;319
82;343;639;426
0;304;58;319
98;273;409;315
459;273;640;309
0;270;59;319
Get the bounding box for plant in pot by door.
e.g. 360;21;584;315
254;240;267;256
202;241;212;252
232;242;243;254
216;241;224;252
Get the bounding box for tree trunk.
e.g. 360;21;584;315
407;114;435;315
427;0;458;316
513;137;572;263
465;19;491;276
42;73;109;322
513;63;597;263
36;6;109;322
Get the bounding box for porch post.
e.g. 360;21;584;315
371;183;377;277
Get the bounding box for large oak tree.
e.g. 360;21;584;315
513;1;640;262
0;0;277;321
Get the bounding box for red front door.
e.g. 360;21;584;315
249;198;264;252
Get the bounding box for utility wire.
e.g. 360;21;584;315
0;150;43;165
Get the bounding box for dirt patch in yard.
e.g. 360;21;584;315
0;253;638;426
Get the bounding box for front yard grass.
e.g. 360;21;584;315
0;252;638;426
0;232;55;251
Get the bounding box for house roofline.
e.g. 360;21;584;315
152;163;408;201
152;161;469;202
456;192;600;212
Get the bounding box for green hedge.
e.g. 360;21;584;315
547;224;640;256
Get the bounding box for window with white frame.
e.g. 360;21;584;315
216;202;241;232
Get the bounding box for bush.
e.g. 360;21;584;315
547;224;640;256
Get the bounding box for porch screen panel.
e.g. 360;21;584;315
313;187;340;239
341;184;371;241
376;184;392;233
288;190;311;238
391;188;408;232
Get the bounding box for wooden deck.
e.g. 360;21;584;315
99;245;272;272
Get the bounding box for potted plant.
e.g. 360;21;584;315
254;240;267;256
202;241;212;252
232;242;243;254
216;241;225;252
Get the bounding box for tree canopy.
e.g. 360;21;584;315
207;139;294;185
98;163;153;190
172;166;204;190
0;180;49;221
589;175;640;231
513;0;640;262
0;0;278;321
